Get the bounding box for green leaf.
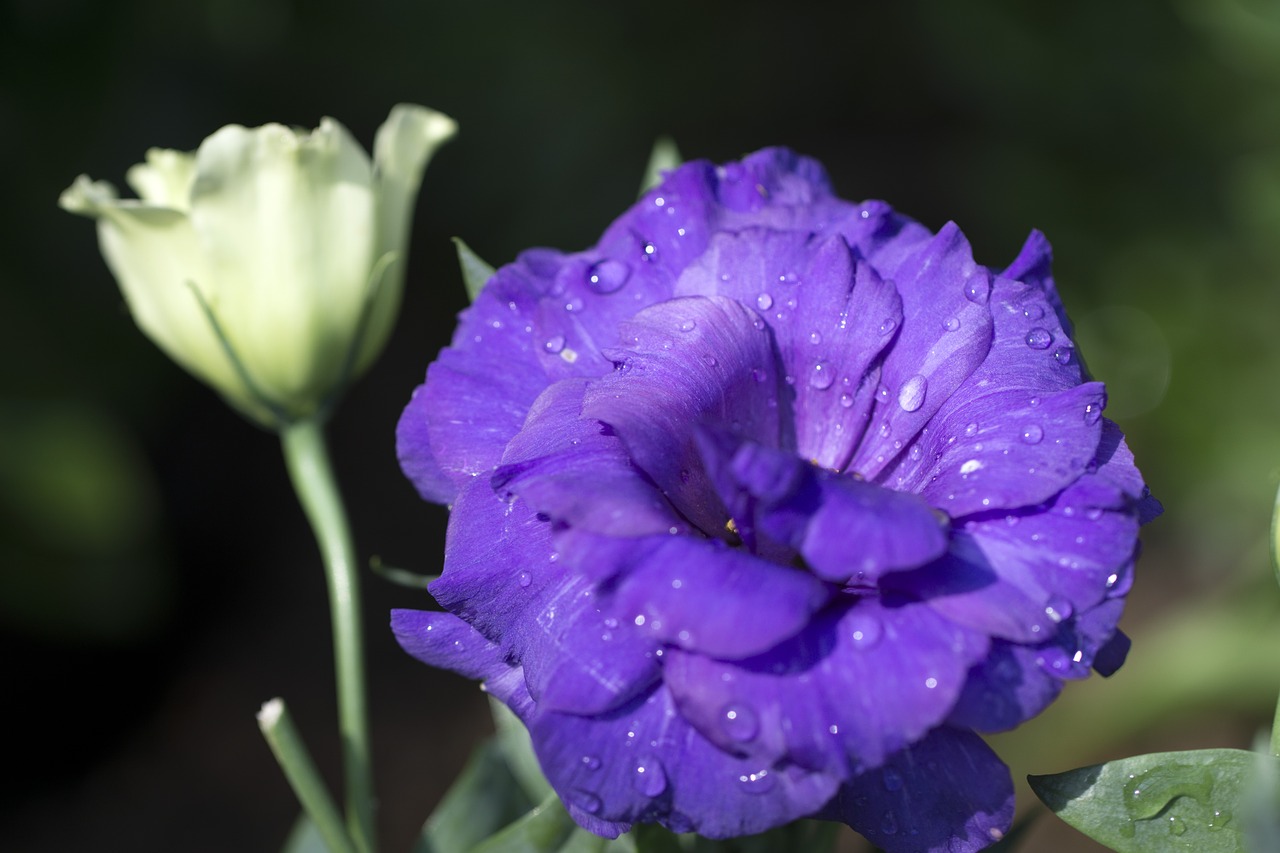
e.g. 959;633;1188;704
415;739;537;853
281;814;328;853
467;793;578;853
639;136;682;196
368;555;438;589
491;696;554;803
1029;748;1256;851
454;237;496;302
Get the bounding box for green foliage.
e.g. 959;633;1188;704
414;739;537;853
1029;748;1260;851
639;137;682;196
454;237;497;302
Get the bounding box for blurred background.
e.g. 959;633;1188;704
3;0;1280;850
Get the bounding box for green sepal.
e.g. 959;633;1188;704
639;137;682;196
454;237;497;302
1029;748;1258;851
413;739;537;853
468;792;617;853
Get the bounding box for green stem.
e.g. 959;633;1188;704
281;419;375;853
258;698;358;853
1270;480;1280;756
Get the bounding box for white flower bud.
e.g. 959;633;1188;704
61;105;456;427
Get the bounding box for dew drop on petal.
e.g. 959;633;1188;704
848;612;882;647
721;704;760;742
736;769;775;794
1053;345;1074;365
879;318;897;336
908;445;922;461
809;330;822;345
1044;596;1073;623
1084;401;1103;425
964;276;991;304
897;374;927;412
881;811;899;835
963;422;978;438
810;360;834;390
756;292;773;310
642;242;657;261
1023;304;1045;320
839;393;854;408
1021;424;1044;444
633;756;668;797
581;754;602;770
586;259;631;294
572;790;602;814
543;335;566;354
942;316;960;332
678;319;696;332
882;768;904;791
517;571;532;588
876;383;890;403
1025;328;1053;349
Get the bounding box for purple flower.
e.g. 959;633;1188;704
392;149;1159;852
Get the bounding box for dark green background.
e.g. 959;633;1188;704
3;1;1279;850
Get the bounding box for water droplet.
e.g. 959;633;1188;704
1021;424;1044;444
678;318;696;332
586;259;631;294
1168;816;1186;836
879;318;897;335
721;704;759;742
1122;765;1219;832
876;383;890;403
964;422;979;437
942;316;960;332
878;421;891;438
1025;328;1053;349
848;612;882;647
897;374;927;412
839;393;854;408
809;331;822;345
880;811;899;835
633;756;668;796
517;571;532;588
572;790;602;814
909;445;922;461
810;361;834;390
883;768;904;791
964;276;991;304
581;754;601;770
1044;596;1072;623
1053;346;1074;365
736;769;775;794
642;242;657;261
543;335;566;354
1023;304;1045;320
1084;401;1103;425
756;292;773;310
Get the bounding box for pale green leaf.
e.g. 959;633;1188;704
1029;748;1255;851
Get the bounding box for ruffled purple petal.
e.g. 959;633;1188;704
827;727;1014;853
595;532;831;659
527;684;841;839
850;224;996;480
493;379;685;538
663;597;989;775
582;295;782;533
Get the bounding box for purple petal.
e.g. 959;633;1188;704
947;641;1064;733
675;229;903;470
390;609;509;682
829;727;1014;853
582;295;782;533
527;684;841;839
664;597;989;775
599;533;831;659
493;379;685;537
850;223;996;479
396;384;459;503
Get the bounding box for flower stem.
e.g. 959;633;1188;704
1270;480;1280;756
281;418;375;853
257;698;358;853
